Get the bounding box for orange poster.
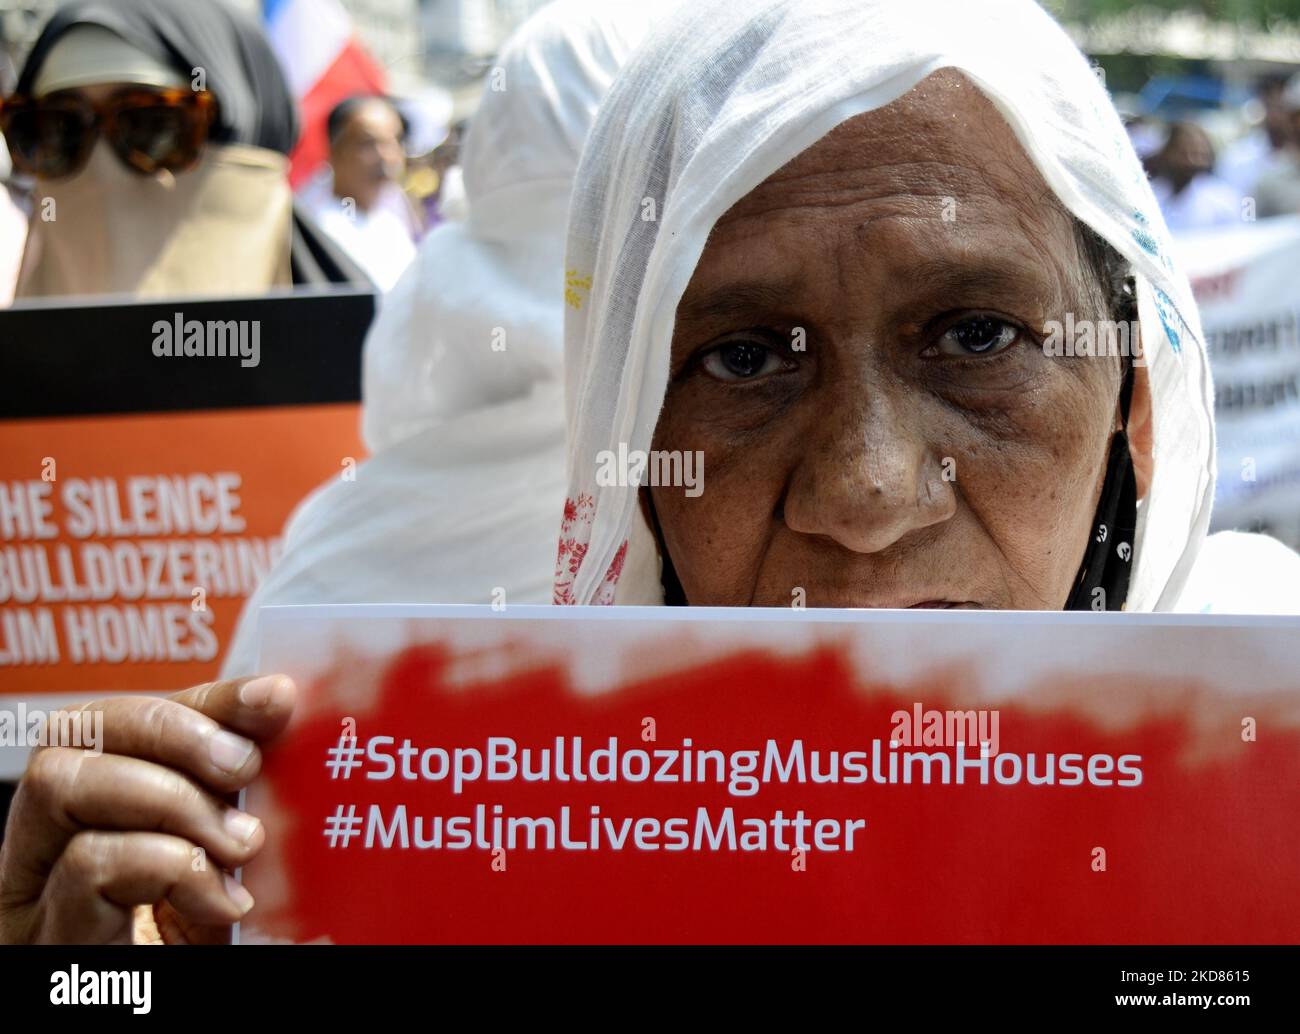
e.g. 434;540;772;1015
0;404;364;698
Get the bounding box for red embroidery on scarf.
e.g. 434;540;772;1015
553;493;594;604
553;495;627;606
592;540;629;605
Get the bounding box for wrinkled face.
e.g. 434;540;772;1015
648;71;1126;609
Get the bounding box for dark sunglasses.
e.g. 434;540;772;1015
0;86;218;180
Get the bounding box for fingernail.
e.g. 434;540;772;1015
224;872;254;915
238;675;279;709
224;808;261;845
209;730;255;773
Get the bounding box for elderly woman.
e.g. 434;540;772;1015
553;0;1300;613
2;0;1297;946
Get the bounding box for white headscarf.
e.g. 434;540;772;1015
555;0;1218;612
221;0;659;678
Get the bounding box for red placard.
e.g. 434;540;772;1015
238;606;1300;944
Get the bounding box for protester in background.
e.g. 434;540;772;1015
2;0;366;300
219;0;657;680
394;94;460;237
1147;121;1241;233
1218;74;1293;199
297;94;418;291
1253;74;1300;219
417;120;466;229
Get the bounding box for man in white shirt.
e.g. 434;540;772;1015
298;95;419;291
1149;121;1242;232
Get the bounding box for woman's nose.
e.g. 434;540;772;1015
780;389;957;555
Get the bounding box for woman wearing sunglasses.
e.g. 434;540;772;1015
1;0;363;300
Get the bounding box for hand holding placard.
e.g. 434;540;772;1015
0;674;295;944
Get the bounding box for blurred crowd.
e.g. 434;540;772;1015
5;0;1300;306
1130;73;1300;232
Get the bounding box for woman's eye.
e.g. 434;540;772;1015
936;316;1020;357
700;339;791;382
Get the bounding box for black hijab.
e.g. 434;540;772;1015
15;0;370;287
16;0;298;155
